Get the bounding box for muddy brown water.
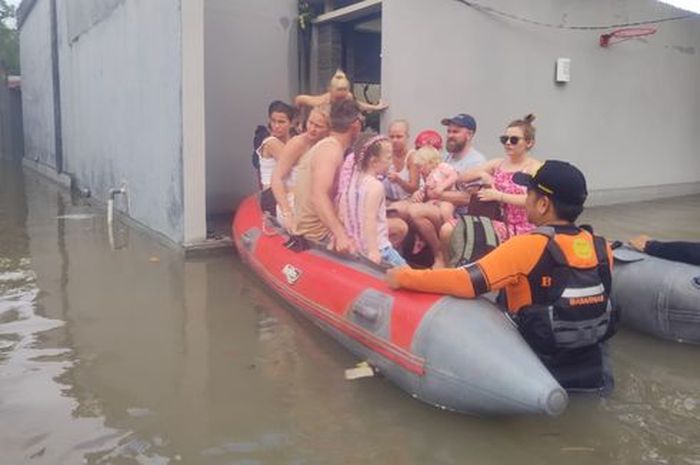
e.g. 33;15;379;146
1;161;700;465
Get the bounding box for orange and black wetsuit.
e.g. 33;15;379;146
395;224;613;315
396;224;617;392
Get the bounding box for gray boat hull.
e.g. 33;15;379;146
308;291;568;416
612;247;700;344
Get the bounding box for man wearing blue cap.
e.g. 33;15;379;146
408;113;486;268
390;160;617;394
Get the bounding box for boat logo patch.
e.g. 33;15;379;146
282;264;302;285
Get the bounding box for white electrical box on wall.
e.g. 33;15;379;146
555;58;571;83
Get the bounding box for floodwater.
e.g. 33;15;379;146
1;159;700;465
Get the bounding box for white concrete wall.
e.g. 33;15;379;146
382;0;700;204
19;0;56;169
204;0;299;214
56;0;185;242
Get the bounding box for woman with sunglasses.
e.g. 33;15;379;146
457;114;542;242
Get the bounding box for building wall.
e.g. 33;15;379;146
55;0;185;242
382;0;700;204
204;0;299;214
18;0;56;168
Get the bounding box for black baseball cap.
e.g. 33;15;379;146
440;113;477;131
513;160;588;206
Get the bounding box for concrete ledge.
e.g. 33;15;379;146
587;182;700;207
184;237;235;259
22;157;72;189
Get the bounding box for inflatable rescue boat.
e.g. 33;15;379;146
613;246;700;344
232;195;568;416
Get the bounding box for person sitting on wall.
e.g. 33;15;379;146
293;99;364;254
294;70;389;115
629;235;700;266
270;104;331;233
439;114;543;262
336;133;408;267
388;160;618;393
256;100;295;190
407;113;486;268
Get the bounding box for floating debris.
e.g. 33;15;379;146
345;361;375;380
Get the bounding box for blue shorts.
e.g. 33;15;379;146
381;246;407;267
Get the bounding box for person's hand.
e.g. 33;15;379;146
629;234;651;252
367;250;382;265
375;100;389;111
280;210;296;234
387;172;401;183
411;190;425;203
429;186;445;198
386;267;402;289
477;188;502;203
334;233;357;255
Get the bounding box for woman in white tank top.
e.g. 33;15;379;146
256;101;295;189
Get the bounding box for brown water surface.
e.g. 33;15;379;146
1;161;700;465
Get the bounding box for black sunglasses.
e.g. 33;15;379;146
499;135;523;145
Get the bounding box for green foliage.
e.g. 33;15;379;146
0;0;19;75
298;1;316;31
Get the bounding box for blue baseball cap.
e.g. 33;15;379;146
440;113;477;131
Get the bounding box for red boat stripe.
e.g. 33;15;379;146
237;239;426;376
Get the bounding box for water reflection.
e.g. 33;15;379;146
1;161;700;465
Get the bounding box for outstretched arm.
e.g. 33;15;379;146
458;159;501;184
387;234;547;298
295;93;327;109
630;235;700;266
356;100;389;113
477;189;527;207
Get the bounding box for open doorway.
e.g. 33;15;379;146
344;14;382;132
309;0;383;131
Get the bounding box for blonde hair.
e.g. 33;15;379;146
329;69;350;92
310;103;331;122
413;146;442;168
389;119;410;136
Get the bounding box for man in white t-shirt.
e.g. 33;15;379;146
407;113;485;268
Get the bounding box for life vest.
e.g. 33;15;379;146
513;225;617;356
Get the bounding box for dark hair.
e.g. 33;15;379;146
330;99;361;132
268;100;295;121
352;132;389;171
533;190;583;223
508;113;536;142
